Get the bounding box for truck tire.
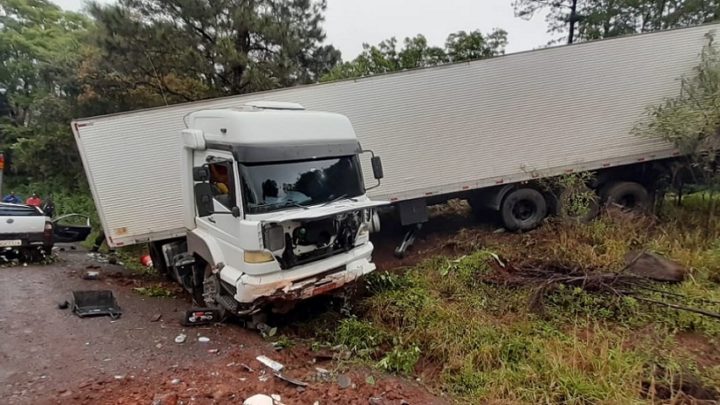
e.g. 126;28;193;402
601;181;651;211
192;263;231;322
149;242;171;279
500;188;547;231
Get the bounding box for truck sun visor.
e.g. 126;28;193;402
206;140;362;163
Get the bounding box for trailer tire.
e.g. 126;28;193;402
500;188;547;231
601;181;651;211
149;242;172;279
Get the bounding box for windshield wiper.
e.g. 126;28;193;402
322;194;358;207
252;200;309;212
282;201;309;210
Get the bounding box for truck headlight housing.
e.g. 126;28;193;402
262;224;285;252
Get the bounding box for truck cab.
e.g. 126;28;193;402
173;102;384;315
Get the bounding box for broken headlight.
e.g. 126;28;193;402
262;223;285;252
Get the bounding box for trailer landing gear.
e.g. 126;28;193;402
394;223;423;258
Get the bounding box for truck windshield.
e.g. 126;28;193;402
240;156;364;214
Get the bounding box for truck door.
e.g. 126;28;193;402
193;151;245;266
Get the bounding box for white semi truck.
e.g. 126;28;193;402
74;103;386;315
73;24;714;313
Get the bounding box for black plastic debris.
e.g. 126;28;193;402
72;290;122;319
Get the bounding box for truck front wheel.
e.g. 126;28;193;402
192;263;231;321
500;188;547;231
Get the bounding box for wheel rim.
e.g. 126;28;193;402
513;200;536;221
617;194;637;208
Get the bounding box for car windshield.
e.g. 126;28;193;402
240;156;364;214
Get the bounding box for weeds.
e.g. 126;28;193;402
377;342;421;375
133;285;174;298
324;193;720;402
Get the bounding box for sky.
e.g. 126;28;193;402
53;0;554;58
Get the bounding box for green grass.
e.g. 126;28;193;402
317;194;720;403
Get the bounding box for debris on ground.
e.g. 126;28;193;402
57;300;69;310
152;392;178;405
256;355;284;372
625;251;687;282
82;271;100;280
198;336;210;343
243;394;274;405
174;334;187;344
337;374;352;389
274;372;308;387
181;308;220;326
71;290;122;319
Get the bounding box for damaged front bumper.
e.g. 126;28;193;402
233;242;375;307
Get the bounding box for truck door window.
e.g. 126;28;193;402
208;162;236;209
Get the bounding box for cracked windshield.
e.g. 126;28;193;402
240;156;364;214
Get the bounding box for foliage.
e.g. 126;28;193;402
334;317;388;358
2;0;342;189
634;32;720;236
320;29;508;82
634;33;720;168
0;0;91;188
86;0;340;103
313;195;720;402
553;172;598;220
133;284;174;297
377;342;421;375
514;0;720;44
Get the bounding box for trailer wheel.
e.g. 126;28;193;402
500;188;547;231
601;181;651;211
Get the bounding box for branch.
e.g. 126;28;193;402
633;296;720;320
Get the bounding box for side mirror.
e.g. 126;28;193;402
194;183;214;217
193;167;210;182
231;206;241;218
371;156;384;180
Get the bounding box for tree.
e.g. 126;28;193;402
321;29;507;82
633;33;720;219
87;0;341;104
514;0;720;44
446;29;509;61
0;0;89;126
0;0;90;185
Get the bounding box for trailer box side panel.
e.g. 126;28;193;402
74;25;716;246
73;119;187;247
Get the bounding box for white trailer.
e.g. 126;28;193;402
74;24;712;267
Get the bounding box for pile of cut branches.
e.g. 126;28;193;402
484;253;720;320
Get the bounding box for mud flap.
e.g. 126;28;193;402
72;290;122;319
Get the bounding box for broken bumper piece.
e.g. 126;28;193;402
234;242;375;306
